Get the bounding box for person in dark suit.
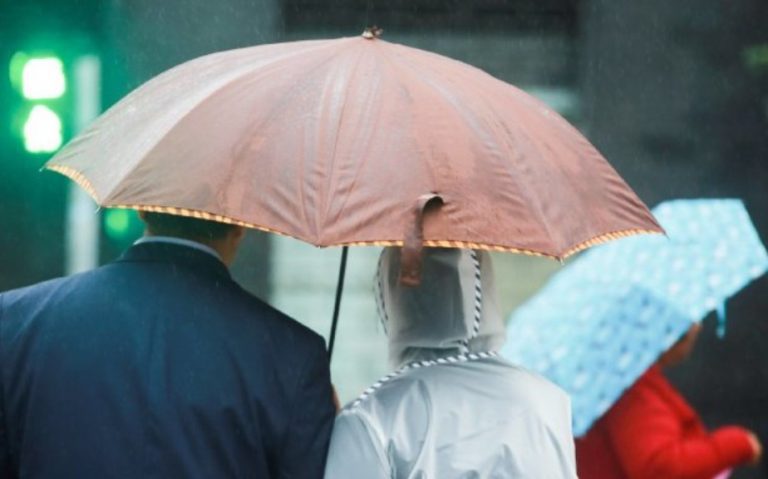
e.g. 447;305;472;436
0;211;336;479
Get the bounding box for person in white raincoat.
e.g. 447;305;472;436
324;247;578;478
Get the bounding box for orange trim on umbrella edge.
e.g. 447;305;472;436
46;165;101;202
109;204;662;261
343;229;662;260
46;165;663;260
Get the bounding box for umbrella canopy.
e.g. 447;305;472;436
502;198;768;437
45;33;660;259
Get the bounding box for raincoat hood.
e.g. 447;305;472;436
376;247;506;369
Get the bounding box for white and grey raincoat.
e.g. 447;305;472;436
324;248;578;478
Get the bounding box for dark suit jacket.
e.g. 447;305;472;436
0;242;335;478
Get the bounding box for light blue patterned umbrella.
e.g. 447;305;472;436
502;198;768;437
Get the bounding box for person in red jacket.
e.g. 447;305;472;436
576;322;762;479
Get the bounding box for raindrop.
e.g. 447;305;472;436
551;346;569;361
714;244;728;259
617;352;633;371
573;372;589;390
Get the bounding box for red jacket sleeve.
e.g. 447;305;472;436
603;373;755;479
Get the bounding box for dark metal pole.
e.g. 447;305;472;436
327;246;349;360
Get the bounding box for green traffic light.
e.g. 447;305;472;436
104;210;131;239
104;209;143;241
11;52;69;153
20;56;66;100
23;105;63;153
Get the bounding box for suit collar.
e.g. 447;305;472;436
134;236;222;261
117;241;231;281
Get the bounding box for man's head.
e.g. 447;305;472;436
138;211;246;265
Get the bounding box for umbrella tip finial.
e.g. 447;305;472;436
362;26;383;40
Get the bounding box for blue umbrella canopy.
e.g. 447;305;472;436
502;198;768;436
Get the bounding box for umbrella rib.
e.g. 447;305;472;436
458;74;568;252
388;44;655;257
320;43;389;233
218;44;355;240
317;43;370;239
381;44;565;253
95;40;353;204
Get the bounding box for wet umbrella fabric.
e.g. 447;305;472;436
502;198;768;437
45;35;660;258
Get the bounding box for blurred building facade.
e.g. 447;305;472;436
1;1;766;476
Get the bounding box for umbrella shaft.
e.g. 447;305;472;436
327;246;349;361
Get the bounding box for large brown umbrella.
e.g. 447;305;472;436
46;31;662;354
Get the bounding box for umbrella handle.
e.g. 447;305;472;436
327;246;349;361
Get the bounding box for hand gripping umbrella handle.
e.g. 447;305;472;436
399;193;444;287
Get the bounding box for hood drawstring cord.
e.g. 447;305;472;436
460;250;483;354
349;350;499;409
355;249;494;410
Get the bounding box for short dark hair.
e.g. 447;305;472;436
141;212;237;241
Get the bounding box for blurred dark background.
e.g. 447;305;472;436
1;0;766;476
